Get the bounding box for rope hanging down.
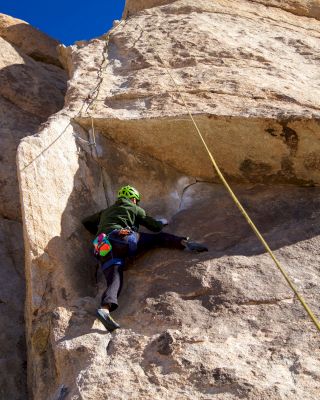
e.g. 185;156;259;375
134;23;320;332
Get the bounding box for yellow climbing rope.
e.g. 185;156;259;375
141;25;320;332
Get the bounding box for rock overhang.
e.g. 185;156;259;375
69;0;320;186
76;114;320;185
0;13;63;67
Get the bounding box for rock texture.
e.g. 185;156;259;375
15;1;320;399
124;0;320;20
0;13;62;66
0;15;67;400
250;1;320;20
123;0;176;17
69;182;320;400
72;0;320;185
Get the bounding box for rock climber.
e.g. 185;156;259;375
82;185;208;332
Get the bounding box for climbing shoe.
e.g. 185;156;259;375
182;238;208;253
96;309;120;332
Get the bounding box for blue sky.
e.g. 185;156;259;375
1;0;126;45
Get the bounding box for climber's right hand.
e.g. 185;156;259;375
157;218;168;227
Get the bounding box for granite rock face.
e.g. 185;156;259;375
74;0;320;185
0;34;66;220
0;13;63;66
123;0;176;17
124;0;320;19
251;0;320;19
0;15;67;400
15;1;320;399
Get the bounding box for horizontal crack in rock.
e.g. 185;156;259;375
236;297;293;306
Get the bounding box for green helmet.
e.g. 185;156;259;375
118;185;141;202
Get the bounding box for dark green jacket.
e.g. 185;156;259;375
82;198;163;235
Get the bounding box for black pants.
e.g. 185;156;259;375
100;231;185;311
101;264;124;311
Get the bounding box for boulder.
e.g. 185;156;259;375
0;37;66;220
0;16;67;400
0;13;63;66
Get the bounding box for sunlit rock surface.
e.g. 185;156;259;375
74;0;320;185
0;13;63;66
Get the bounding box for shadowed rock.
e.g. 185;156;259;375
0;17;67;400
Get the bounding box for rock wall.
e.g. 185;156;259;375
0;14;67;400
76;0;320;185
251;0;320;19
124;0;320;20
123;0;176;17
0;14;63;66
15;1;320;399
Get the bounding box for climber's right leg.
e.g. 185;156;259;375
96;263;123;332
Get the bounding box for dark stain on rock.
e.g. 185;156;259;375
304;152;320;171
274;93;297;103
157;331;175;355
281;125;298;155
274;157;314;186
52;311;60;320
201;279;227;311
280;157;295;179
55;385;69;400
212;367;237;384
76;346;87;353
266;127;277;137
61;287;68;301
240;159;272;182
239;156;314;186
106;340;114;355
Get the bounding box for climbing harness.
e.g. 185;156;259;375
133;22;320;332
95;228;139;273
